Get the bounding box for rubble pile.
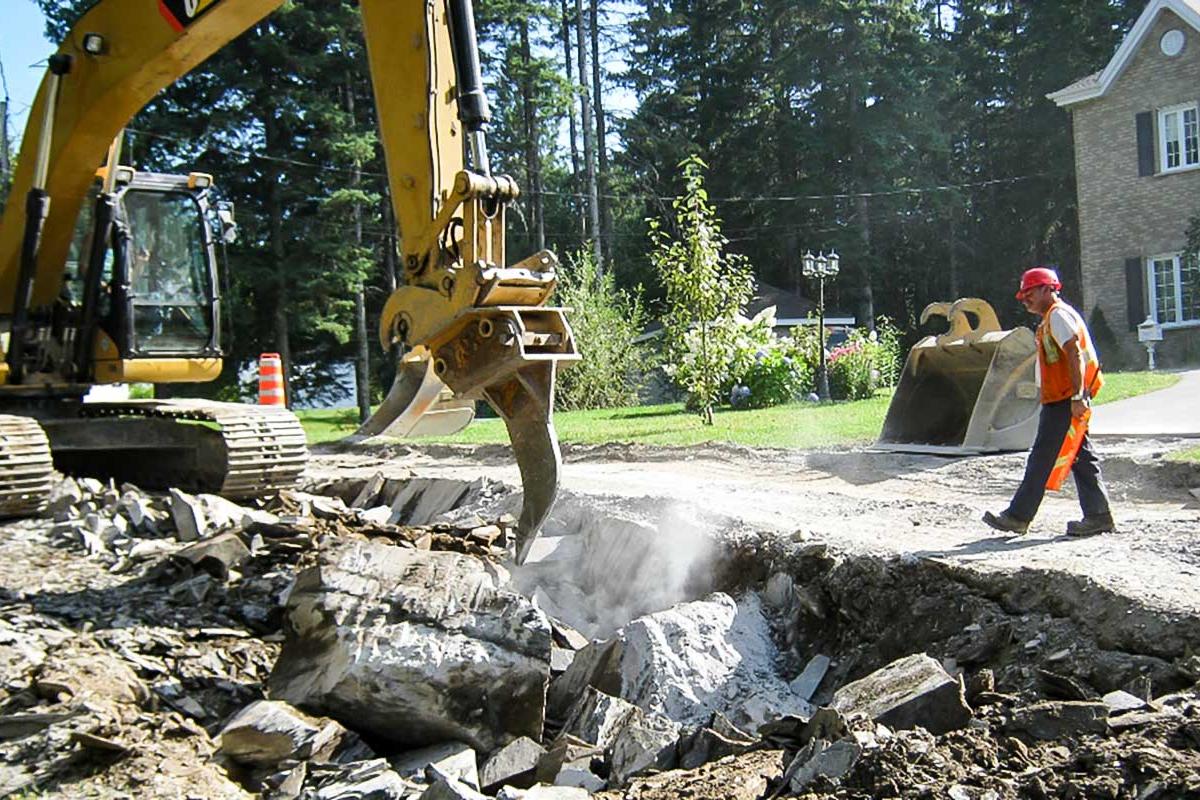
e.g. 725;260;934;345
0;473;1196;798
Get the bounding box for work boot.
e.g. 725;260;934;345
982;510;1029;535
1066;513;1115;537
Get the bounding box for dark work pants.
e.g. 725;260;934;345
1006;399;1111;522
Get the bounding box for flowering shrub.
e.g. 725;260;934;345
737;345;812;407
827;319;902;400
722;307;815;408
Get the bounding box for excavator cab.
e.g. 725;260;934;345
877;298;1040;454
64;168;224;379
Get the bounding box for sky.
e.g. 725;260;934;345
1;0;54;154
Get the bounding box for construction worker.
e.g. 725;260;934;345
983;267;1114;536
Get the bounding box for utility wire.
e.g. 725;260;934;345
125;125;1049;205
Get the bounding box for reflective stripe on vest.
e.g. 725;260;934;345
1036;300;1102;404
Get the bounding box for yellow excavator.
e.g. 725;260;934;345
0;0;577;562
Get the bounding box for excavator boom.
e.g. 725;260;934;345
0;0;576;562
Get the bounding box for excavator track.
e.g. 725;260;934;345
52;400;308;499
0;415;54;517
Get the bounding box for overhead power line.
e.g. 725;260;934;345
125;125;1049;204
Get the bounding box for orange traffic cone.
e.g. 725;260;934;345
258;353;286;406
1046;407;1091;492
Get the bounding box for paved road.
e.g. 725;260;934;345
1091;369;1200;437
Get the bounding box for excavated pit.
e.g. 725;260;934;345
314;472;1200;705
2;461;1196;797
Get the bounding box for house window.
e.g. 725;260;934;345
1159;103;1200;171
1147;253;1200;325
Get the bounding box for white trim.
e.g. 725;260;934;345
1146;251;1200;324
1048;0;1200;107
1158;101;1200;171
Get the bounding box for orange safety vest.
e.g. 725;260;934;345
1038;300;1104;492
1036;300;1103;405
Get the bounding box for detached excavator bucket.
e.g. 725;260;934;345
877;298;1040;455
354;352;475;439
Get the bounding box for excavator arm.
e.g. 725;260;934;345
0;0;576;562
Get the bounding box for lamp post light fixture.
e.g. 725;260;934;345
802;249;840;401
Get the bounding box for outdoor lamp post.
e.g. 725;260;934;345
802;249;840;401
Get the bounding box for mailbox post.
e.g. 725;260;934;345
1137;317;1163;370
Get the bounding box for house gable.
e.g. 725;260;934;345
1049;0;1200;107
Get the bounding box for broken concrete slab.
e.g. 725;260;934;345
351;472;387;509
392;742;479;790
419;773;489;800
217;700;351;768
1103;690;1150;716
790;654;831;702
270;541;551;752
832;653;972;735
678;725;755;771
562;688;639;749
498;786;591;800
549;593;810;733
479;736;544;792
169;489;207;542
172;531;251;580
1006;701;1110;740
609;706;680;785
533;736;602;786
317;769;411;800
786;738;863;793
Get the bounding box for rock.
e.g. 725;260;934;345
550;621;589;652
0;712;78;740
1006;701;1109;740
558;687;678;786
318;768;411;800
790;654;831;701
679;726;755;770
270;541;551;751
169;489;207;542
351;472;387;509
127;540;177;561
419;773;489;800
500;787;591;800
359;506;394;526
1102;690;1149;716
262;761;307;800
608;707;680;785
479;737;544;792
534;736;603;786
562;688;639;749
392;742;479;790
832;653;972;735
173;531;252;580
785;738;862;792
550;646;575;673
385;478;473;526
218;700;354;768
549;593;809;733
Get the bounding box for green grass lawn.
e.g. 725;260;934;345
1092;370;1180;405
1167;446;1200;463
299;370;1179;450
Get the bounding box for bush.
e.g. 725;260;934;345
827;319;903;400
724;308;814;408
554;248;647;410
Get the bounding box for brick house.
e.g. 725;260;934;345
1049;0;1200;368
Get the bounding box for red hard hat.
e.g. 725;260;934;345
1016;267;1061;299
